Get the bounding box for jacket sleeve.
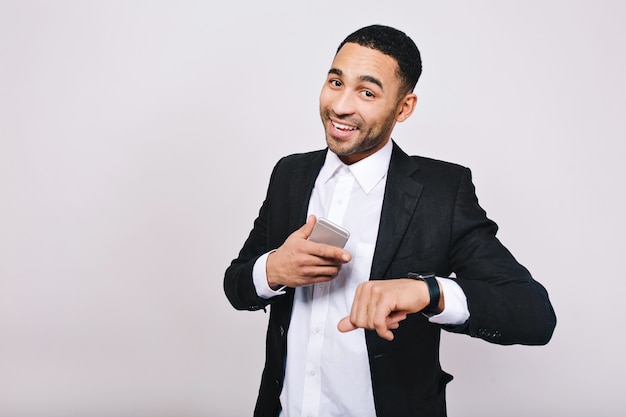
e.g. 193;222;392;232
445;168;556;345
223;160;283;312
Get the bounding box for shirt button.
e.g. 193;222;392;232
313;326;321;334
308;370;316;376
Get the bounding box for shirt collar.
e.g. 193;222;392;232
318;139;393;194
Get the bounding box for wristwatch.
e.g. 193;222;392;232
408;272;440;315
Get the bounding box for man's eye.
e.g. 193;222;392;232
361;90;374;98
330;80;342;87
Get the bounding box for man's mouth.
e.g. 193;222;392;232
332;121;358;132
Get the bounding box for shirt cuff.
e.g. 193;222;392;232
427;277;470;325
252;250;287;299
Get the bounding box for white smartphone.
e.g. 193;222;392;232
308;217;350;248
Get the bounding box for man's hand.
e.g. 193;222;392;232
266;215;352;289
337;278;443;341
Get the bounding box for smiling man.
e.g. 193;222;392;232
319;42;414;165
224;24;556;417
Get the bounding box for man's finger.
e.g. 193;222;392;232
313;244;352;263
294;214;317;239
337;316;358;333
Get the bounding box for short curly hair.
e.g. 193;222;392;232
337;24;422;95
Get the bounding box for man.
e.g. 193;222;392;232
224;24;556;417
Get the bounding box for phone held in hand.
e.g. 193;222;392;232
308;217;350;248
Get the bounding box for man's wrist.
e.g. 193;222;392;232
253;251;286;299
265;250;286;291
408;272;441;315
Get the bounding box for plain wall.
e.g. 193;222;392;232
1;1;625;416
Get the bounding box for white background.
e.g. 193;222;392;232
1;1;625;416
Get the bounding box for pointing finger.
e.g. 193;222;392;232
337;316;357;333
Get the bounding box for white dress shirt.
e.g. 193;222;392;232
253;140;469;417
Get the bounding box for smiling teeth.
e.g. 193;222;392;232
333;121;357;131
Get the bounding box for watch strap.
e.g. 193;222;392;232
408;272;440;315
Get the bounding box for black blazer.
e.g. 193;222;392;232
224;142;556;417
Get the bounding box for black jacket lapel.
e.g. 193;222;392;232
287;150;327;231
370;142;424;280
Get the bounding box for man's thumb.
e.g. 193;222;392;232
298;214;317;239
337;316;357;333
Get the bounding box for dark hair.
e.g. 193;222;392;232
337;24;422;94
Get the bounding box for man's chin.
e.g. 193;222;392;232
326;137;355;156
327;144;353;157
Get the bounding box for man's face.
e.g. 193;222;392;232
319;42;413;165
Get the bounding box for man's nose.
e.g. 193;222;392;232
332;90;356;116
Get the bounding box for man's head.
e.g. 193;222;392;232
319;25;420;164
337;24;422;96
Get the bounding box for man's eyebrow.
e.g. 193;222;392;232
328;68;343;77
327;68;384;90
359;75;383;90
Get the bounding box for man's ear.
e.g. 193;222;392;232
396;93;418;123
